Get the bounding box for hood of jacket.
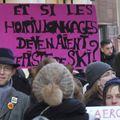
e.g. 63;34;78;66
24;99;88;120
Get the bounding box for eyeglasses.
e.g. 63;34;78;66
0;65;13;73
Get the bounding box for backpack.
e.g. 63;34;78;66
32;106;50;120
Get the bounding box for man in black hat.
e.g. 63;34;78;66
0;48;30;120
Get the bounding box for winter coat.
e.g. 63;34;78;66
12;69;31;95
0;87;30;120
101;51;115;67
24;99;89;120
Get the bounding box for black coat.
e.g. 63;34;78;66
24;99;89;120
101;51;115;67
12;69;31;95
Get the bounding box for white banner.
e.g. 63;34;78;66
87;106;120;120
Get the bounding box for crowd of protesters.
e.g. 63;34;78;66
1;39;120;120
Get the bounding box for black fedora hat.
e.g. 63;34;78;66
0;48;20;67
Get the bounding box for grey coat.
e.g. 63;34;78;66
0;87;30;120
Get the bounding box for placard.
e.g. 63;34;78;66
0;4;99;68
87;106;120;120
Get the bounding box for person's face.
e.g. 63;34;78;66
0;64;16;86
98;70;116;91
105;85;120;106
101;43;113;56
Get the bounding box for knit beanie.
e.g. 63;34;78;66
85;61;112;89
103;77;120;104
104;77;120;91
32;63;74;106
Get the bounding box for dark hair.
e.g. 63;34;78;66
100;40;112;48
103;77;120;105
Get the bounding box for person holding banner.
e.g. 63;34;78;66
84;61;116;106
103;77;120;106
0;48;30;120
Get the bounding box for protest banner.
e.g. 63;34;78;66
87;106;120;120
0;4;99;68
